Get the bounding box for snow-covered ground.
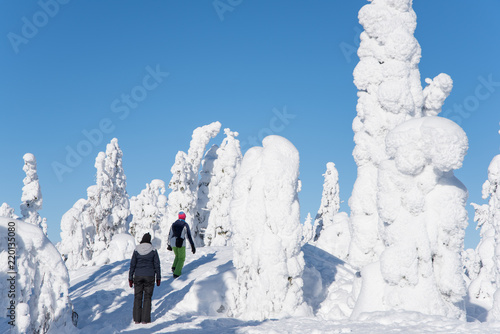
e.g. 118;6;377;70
65;246;500;333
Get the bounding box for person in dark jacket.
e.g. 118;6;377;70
167;212;196;278
129;233;161;324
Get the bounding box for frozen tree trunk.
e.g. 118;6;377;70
229;135;311;320
20;153;44;232
351;116;468;320
348;0;452;270
204;129;242;247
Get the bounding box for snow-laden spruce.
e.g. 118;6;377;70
301;213;314;245
313;162;351;261
351;116;468;320
468;201;496;321
476;153;500;320
87;138;131;262
58;198;93;270
193;144;218;246
165;121;221;246
204;129;242;247
312;162;341;241
229;135;311;320
0;218;76;333
129;179;167;248
0;202;18;219
20;153;47;234
59;138;132;268
348;0;453;269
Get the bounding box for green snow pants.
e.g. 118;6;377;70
172;247;186;276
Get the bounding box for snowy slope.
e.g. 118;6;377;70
63;245;500;333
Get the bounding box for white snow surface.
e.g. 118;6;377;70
4;243;500;333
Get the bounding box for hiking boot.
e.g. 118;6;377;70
173;274;180;279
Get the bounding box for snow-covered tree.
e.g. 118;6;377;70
165;121;221;245
301;213;313;245
229;135;311;320
480;154;500;320
59;138;131;268
467;202;496;319
193;144;218;246
312;162;341;241
204;129;242;247
316;212;351;262
87;138;131;260
351;116;468;320
20;153;44;232
58;198;93;270
348;0;453;270
0;202;18;219
1;218;75;333
310;162;351;261
129;179;166;248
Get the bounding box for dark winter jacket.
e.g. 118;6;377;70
129;243;161;280
168;219;195;250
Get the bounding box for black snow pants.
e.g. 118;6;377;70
133;276;155;323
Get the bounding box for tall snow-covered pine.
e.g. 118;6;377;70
204;129;242;247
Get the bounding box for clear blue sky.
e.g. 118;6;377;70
1;1;499;249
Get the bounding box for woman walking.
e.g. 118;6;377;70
128;233;161;324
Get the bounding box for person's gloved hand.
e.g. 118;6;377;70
156;279;161;287
167;245;172;251
129;280;133;288
191;246;196;254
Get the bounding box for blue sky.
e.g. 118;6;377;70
1;1;499;249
